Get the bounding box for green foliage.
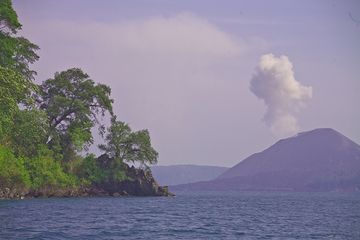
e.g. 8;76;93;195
0;66;33;110
0;57;38;144
0;144;77;192
99;121;131;160
39;68;113;161
0;0;21;34
127;129;158;166
111;159;127;182
25;155;77;189
0;0;39;80
9;109;49;157
79;154;127;184
0;145;30;189
99;119;158;167
79;154;108;184
0;35;40;80
0;1;38;141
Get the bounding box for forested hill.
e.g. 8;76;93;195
0;0;171;199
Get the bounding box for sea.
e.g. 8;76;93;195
1;191;359;239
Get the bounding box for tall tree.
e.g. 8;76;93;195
39;68;113;161
0;0;39;80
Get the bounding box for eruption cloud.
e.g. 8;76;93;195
250;54;313;137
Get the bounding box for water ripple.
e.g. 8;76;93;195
0;191;359;239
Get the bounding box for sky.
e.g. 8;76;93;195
13;0;360;167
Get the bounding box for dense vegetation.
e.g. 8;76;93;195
0;0;158;195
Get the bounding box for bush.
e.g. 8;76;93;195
79;154;108;184
25;155;77;189
10;109;49;157
0;145;30;189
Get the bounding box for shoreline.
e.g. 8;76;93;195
0;185;174;200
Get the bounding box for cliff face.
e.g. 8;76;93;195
0;155;173;200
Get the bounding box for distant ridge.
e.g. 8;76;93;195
172;128;360;192
151;164;228;186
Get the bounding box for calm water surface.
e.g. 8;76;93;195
1;191;359;239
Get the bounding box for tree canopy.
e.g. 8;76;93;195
39;68;114;160
0;66;36;141
0;0;39;80
99;119;158;167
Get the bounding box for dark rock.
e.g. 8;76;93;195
112;192;121;197
0;187;27;200
122;191;128;196
92;154;174;197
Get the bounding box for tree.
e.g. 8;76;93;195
0;66;36;141
9;109;49;158
0;66;35;108
39;68;113;161
0;1;39;142
99;119;158;168
0;0;39;80
0;0;21;34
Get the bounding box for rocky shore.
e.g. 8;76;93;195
0;160;174;200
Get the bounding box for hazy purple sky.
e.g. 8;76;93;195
13;0;360;167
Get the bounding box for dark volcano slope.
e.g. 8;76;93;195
172;128;360;192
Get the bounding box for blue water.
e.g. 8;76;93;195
1;191;359;239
